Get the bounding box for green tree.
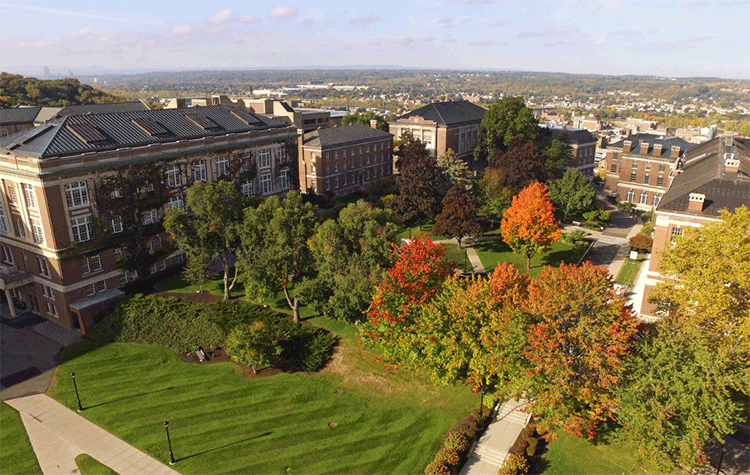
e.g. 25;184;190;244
238;192;318;323
436;149;471;190
163;181;244;300
181;249;213;292
433;184;485;248
226;321;281;374
389;132;442;226
301;200;401;322
478;167;513;223
618;322;743;469
340;111;389;131
500;182;562;268
548;168;596;221
650;206;750;348
542;136;573;180
474;96;539;163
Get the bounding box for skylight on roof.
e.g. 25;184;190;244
66;123;108;144
185;114;221;130
7;124;53;149
131;117;169;136
230;109;263;126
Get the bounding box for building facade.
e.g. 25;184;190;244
0;105;297;332
604;134;693;210
298;125;394;197
638;136;750;319
389;100;486;161
541;126;597;180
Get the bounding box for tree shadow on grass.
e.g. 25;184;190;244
473;239;513;254
176;431;272;462
541;247;584;268
84;386;175;410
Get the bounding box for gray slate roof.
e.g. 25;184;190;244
396;100;486;126
540;125;596;144
55;101;150;117
0;107;42;125
0;105;288;159
658;137;750;216
303;125;393;149
609;133;693;160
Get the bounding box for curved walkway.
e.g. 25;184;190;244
6;393;179;475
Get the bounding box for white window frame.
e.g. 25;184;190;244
46;301;58;316
71;216;93;243
166;195;184;210
86;283;95;296
241;180;253;196
91;255;102;272
8;185;16;203
279;170;289;190
158;260;166;271
38;257;51;276
110;216;123;234
626;190;635;203
142;209;158;225
16;220;25;239
22;183;36;208
114;248;122;260
639;192;648;204
3;246;14;264
0;210;7;234
192;160;207;182
95;280;106;293
81;258;91;276
216;157;229;177
65;182;89;209
32;219;44;243
166;166;181;188
260;174;272;195
258;149;271;169
653;194;661;207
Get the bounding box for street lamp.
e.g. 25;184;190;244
164;421;176;465
71;372;83;412
716;444;726;475
464;250;468;273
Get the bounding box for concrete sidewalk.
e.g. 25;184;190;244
460;398;530;475
6;394;179;475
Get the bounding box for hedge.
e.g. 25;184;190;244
424;404;492;475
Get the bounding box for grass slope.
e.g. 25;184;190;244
0;403;43;475
48;340;475;475
616;256;645;285
542;431;660;475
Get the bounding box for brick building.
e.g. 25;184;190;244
604;134;693;210
389;100;486;161
0;105;296;332
638;136;750;319
298;124;394;197
540;126;597;180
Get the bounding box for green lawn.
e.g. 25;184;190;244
76;454;119;475
473;239;587;277
541;431;660;475
616;256;645;285
47;338;476;475
154;271;245;299
442;243;470;271
0;403;43;475
399;222;449;242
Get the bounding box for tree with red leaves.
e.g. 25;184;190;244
501;182;562;269
523;262;638;439
433;183;485;248
361;233;455;363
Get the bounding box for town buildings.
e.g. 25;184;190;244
638;136;750;319
298;124;394;197
0;105;296;332
604;133;693;210
389;100;486;161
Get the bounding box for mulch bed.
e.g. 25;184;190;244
153;290;223;304
176;345;286;379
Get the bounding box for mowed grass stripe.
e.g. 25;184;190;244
49;341;474;474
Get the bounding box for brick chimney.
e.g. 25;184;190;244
671;145;681;158
370;119;379;129
688;193;705;212
653;143;662;156
623;140;632;153
725;154;739;173
639;141;650;155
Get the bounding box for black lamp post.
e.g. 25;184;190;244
464;250;468;273
479;384;486;418
716;444;726;475
70;372;83;412
164;421;176;465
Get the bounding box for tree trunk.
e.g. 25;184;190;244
252;365;257;375
222;255;230;300
526;254;532;269
282;287;301;323
457;236;463;249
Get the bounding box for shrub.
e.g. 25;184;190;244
640;222;654;237
226;321;281;374
561;230;587;246
443;431;469;453
526;437;538;457
498;453;528;475
583;208;611;224
434;448;460;467
629;234;653;252
424;460;451;475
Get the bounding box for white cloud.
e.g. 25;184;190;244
268;6;298;21
307;8;328;22
350;14;381;25
691;33;715;41
389;35;414;46
207;9;232;25
240;13;260;23
170;23;194;36
68;28;93;39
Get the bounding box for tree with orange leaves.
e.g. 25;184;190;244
523;262;638;439
500;181;561;269
360;233;455;363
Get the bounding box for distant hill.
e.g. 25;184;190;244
0;73;127;108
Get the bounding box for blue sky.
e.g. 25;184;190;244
2;0;749;79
